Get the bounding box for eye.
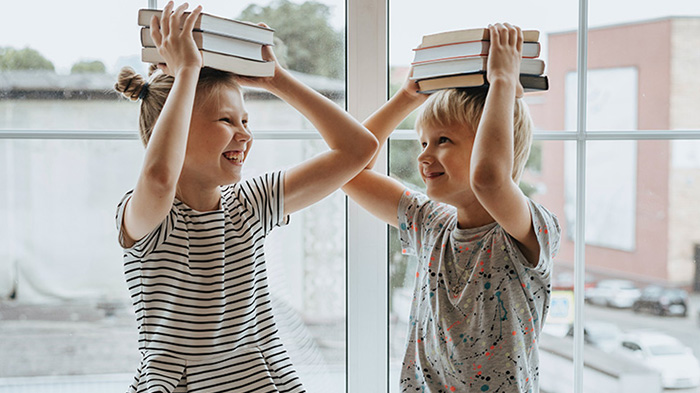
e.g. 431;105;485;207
438;136;450;144
219;117;232;123
242;119;249;127
421;141;427;149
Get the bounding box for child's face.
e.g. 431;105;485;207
183;86;252;188
416;123;475;206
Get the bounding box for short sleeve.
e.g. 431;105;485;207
397;189;448;256
115;190;178;258
237;171;289;236
527;199;562;275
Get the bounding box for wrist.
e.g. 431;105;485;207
173;66;201;79
264;67;293;96
488;76;518;90
395;87;427;107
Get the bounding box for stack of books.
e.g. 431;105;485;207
138;9;275;77
410;27;548;93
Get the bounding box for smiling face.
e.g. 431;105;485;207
416;122;476;207
180;86;252;190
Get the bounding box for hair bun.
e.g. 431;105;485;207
114;66;147;101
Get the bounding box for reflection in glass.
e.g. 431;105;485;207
581;140;700;392
0;139;346;392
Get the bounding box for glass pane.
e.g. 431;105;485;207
0;0;345;132
0;139;345;392
389;0;578;131
579;140;700;392
585;3;700;132
388;138;573;393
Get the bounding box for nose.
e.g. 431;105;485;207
417;147;433;165
235;124;252;143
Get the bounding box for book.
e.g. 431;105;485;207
138;9;274;45
416;73;549;93
420;27;540;48
412;41;541;63
141;27;264;61
411;56;545;80
141;47;275;77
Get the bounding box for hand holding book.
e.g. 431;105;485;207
233;23;288;93
149;2;203;76
485;23;525;98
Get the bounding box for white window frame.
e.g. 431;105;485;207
3;0;700;392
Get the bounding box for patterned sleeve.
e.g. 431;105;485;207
397;189;443;256
238;171;289;236
115;190;179;259
526;199;562;275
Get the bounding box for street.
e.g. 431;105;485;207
584;298;700;393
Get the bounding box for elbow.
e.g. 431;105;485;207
355;133;380;164
470;162;510;194
142;163;179;196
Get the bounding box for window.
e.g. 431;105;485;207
1;0;347;392
2;0;700;392
389;0;700;392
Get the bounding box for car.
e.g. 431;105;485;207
565;320;623;352
585;279;641;308
632;285;688;317
615;331;700;389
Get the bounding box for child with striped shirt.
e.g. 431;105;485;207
113;2;377;392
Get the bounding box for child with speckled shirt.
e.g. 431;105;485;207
343;23;561;392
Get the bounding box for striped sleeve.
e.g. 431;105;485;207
238;171;289;236
115;190;179;259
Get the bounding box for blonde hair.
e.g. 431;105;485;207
114;65;241;146
415;88;533;182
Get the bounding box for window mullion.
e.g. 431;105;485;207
574;0;589;392
346;0;389;391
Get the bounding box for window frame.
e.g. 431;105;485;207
3;0;700;392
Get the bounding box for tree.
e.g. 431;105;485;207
238;0;343;79
0;47;54;71
71;60;106;74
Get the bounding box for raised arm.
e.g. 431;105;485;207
121;2;202;247
469;23;539;265
237;41;378;215
341;73;429;227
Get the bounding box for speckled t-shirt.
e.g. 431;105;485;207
398;189;561;393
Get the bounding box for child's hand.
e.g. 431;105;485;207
399;66;429;104
487;23;524;97
149;1;203;76
235;23;288;93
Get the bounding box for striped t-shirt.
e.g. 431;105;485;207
116;171;305;393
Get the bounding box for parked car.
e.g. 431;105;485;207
566;320;622;352
585;279;641;308
632;286;688;317
615;331;700;389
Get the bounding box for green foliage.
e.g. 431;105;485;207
526;140;542;172
238;0;343;79
70;60;106;74
0;47;54;71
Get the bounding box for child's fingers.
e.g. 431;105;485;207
497;23;509;46
171;3;189;37
150;15;163;46
161;1;174;37
260;44;277;63
488;24;498;47
515;26;524;53
504;22;518;47
182;5;202;36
